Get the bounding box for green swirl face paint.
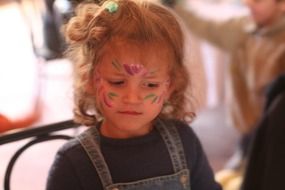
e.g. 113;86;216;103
108;92;118;100
111;59;122;71
144;93;159;104
151;96;158;104
144;93;156;100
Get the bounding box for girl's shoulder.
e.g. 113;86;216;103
56;138;83;157
162;118;196;135
160;118;200;148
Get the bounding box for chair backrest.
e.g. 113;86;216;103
0;120;79;190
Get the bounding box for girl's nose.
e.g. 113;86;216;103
122;86;143;104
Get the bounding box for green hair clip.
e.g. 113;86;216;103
105;1;119;13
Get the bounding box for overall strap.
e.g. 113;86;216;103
77;126;113;189
156;119;188;173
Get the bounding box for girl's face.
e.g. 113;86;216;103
243;0;285;27
93;42;172;139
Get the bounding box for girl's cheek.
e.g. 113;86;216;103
143;91;166;105
157;91;166;104
97;85;120;109
104;91;120;108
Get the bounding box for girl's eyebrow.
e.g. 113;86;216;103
109;71;126;77
143;70;160;78
143;75;158;79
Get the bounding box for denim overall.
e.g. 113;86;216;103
77;119;191;190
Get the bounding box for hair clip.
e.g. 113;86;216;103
105;1;119;13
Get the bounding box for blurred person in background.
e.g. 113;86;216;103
162;0;285;189
0;0;42;134
0;101;41;133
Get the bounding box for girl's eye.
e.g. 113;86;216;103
108;80;125;86
143;82;160;88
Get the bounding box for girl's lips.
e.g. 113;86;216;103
118;111;142;115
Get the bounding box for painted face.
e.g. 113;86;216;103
94;42;172;139
243;0;285;27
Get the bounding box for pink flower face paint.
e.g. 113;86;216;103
123;64;148;76
111;59;154;77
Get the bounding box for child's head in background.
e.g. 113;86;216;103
64;0;196;138
243;0;285;27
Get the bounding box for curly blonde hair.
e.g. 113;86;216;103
64;0;196;126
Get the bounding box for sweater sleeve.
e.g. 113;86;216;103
46;149;84;190
177;122;222;190
191;131;222;190
174;4;247;52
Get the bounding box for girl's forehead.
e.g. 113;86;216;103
99;41;172;71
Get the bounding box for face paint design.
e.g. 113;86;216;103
95;70;119;109
111;59;122;72
143;90;167;104
108;92;118;100
101;90;119;108
151;96;158;104
157;91;166;104
111;59;157;77
98;59;170;109
144;93;156;100
95;82;110;109
144;93;157;104
123;64;148;76
103;92;113;108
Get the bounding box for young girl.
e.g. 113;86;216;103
46;0;221;190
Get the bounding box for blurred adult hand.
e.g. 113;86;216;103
0;98;42;134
